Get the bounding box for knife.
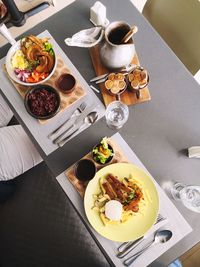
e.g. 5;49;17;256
53;104;98;145
90;73;108;82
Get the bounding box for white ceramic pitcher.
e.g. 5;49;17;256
100;21;136;69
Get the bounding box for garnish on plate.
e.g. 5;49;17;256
92;137;114;165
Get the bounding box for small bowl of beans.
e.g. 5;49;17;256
24;85;60;120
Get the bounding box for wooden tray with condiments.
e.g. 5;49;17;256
65;138;129;198
89;45;151;106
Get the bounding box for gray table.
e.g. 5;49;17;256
1;0;200;266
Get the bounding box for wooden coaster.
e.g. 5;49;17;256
65;138;129;198
4;56;86;124
89;45;151;106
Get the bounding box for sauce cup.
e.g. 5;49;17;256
56;73;76;94
74;159;96;182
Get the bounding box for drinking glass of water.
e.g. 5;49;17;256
171;182;200;213
105;101;129;130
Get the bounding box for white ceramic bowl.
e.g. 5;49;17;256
5;40;57;86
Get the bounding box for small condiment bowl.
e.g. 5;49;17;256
74;159;96;182
56;73;76;94
128;66;149;98
24;84;60;120
92;143;114;165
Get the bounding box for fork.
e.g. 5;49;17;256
117;214;166;258
48;102;87;140
90;64;136;83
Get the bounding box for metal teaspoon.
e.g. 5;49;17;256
124;230;173;266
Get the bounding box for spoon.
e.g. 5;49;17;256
124;230;173;266
121;25;138;44
57;111;98;147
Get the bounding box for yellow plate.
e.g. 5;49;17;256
84;163;159;242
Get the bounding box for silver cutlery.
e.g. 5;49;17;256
90;64;136;83
53;104;98;145
48;102;87;140
90;85;100;93
57;111;98;147
124;230;172;266
117;214;166;258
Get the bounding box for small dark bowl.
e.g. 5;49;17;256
56;73;76;94
24;85;60;120
74;159;96;182
92;143;114;165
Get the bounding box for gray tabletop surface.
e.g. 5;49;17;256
1;0;200;266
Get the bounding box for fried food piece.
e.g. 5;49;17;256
118;80;126;90
128;67;148;89
110;87;120;94
102;182;116;199
116;73;124;80
108;73;115;80
104;73;126;95
105;80;114;90
21;35;55;73
108;174;131;193
107;176;125;202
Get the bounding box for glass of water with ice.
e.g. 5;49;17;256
105;101;129;130
171;182;200;213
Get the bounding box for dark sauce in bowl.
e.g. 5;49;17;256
74;159;96;182
56;73;76;94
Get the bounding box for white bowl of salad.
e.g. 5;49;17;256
5;35;57;86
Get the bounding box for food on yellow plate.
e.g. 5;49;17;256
128;67;148;89
11;35;55;83
104;73;126;94
93;173;147;225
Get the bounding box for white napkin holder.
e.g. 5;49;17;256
90;1;109;27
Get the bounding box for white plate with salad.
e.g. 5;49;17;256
5;34;57;86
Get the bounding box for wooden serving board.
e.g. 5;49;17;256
65;138;129;198
5;56;86;124
89;45;151;106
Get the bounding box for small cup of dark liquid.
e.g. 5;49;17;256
56;73;76;94
74;159;96;182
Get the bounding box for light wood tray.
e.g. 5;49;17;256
89;45;151;106
5;56;86;124
65;138;129;198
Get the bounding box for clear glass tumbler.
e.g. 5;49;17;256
105;101;129;130
171;182;200;213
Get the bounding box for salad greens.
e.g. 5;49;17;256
93;137;114;164
44;42;54;57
